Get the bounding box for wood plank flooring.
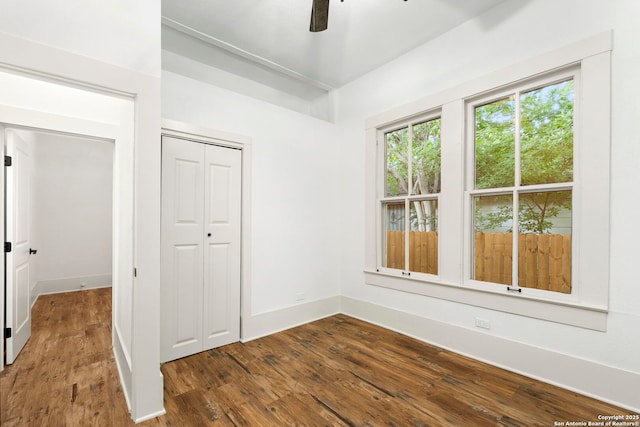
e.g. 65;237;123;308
1;289;635;426
0;288;130;426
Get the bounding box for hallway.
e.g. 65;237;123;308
0;288;131;425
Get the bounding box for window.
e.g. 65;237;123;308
365;33;612;330
469;73;575;295
381;117;441;276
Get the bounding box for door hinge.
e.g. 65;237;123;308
4;242;11;253
4;156;12;167
133;268;137;278
4;328;11;339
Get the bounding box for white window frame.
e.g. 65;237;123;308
364;32;612;331
376;112;442;281
464;67;578;300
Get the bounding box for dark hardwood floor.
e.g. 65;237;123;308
1;288;634;426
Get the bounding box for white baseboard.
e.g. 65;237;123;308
241;296;341;342
113;324;133;412
135;407;166;424
32;274;112;306
340;296;640;413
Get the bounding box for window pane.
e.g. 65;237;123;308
385;127;409;196
518;191;572;293
520;80;574;185
475;97;515;189
412;118;441;195
473;194;513;285
383;202;405;269
409;200;438;274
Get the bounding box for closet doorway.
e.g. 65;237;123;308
160;132;243;363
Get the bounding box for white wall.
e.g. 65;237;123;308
162;69;342;319
29;131;113;297
335;0;640;409
0;0;160;76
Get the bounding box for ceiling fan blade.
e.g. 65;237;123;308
310;0;329;32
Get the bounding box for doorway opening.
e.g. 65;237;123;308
0;67;140;416
3;127;114;365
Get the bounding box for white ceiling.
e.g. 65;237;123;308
162;0;507;99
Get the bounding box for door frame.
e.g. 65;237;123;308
0;32;163;422
161;119;252;341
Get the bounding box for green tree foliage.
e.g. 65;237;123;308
474;97;516;189
385;119;441;231
385;127;408;196
385;79;573;235
385;119;441;196
412;120;442;195
475;80;574;234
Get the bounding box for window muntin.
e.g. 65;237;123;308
469;74;575;294
381;116;441;276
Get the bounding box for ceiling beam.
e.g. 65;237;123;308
161;17;334;93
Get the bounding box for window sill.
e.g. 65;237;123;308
364;270;607;331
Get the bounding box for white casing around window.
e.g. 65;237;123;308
364;31;612;331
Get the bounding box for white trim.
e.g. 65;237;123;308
161;17;334;93
241;296;341;342
340;296;640;413
364;270;607;330
364;32;612;331
31;274;112;306
162;118;251;148
134;409;167;425
113;327;132;410
365;31;612;130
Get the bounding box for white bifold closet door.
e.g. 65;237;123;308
161;135;241;363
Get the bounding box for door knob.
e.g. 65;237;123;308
29;248;38;255
207;233;212;237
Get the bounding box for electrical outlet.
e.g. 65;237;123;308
295;292;305;301
475;317;491;330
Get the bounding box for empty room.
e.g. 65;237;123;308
1;0;639;425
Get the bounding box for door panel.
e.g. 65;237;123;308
161;136;205;362
208;164;231;223
203;145;241;350
5;130;32;364
205;243;230;339
174;244;201;345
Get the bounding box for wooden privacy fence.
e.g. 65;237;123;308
386;231;571;293
475;232;571;293
386;231;438;275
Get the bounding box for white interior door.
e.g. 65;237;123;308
5;129;32;364
161;136;205;362
203;144;241;350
